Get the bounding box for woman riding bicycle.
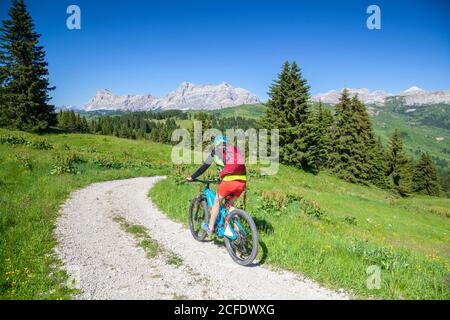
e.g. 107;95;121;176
186;135;247;236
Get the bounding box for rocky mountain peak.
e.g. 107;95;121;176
83;82;260;111
312;87;450;106
401;86;426;95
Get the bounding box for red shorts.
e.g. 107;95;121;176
218;180;246;199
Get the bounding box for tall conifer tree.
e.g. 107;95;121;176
261;61;325;171
0;0;56;131
369;137;389;188
282;62;321;171
259;61;291;144
386;129;413;196
314;104;333;166
413;153;440;196
328;89;362;182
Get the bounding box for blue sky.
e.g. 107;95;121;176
1;0;449;107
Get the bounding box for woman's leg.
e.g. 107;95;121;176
224;196;241;232
209;194;223;231
225;196;239;212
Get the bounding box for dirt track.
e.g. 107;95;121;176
55;176;348;300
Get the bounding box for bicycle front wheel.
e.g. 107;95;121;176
224;209;259;266
189;197;208;241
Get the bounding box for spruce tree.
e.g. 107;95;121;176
351;95;389;185
58;110;68;131
259;61;291;135
75;113;81;131
369;137;389;188
68;111;77;131
259;61;291;159
80;116;88;133
303;109;328;171
413;153;440;196
315;103;333;167
282;62;318;171
0;0;56;131
328;92;386;185
260;61;322;172
386;129;413;196
328;89;362;182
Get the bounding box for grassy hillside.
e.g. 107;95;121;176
1;127;449;299
0;129;171;299
149;103;449;299
372;109;450;171
151;164;450;299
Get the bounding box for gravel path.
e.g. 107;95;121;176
55;176;348;300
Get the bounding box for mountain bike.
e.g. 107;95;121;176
188;179;259;266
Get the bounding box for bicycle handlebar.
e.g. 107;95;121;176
188;178;221;184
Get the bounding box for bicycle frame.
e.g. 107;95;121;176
201;183;247;239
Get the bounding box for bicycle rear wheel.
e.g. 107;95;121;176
224;209;259;266
189;197;208;241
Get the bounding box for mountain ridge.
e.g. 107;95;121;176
312;87;450;106
83;82;260;111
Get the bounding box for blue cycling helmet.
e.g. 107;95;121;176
213;135;227;146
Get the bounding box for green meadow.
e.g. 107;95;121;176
0;128;170;299
150;164;450;299
1;119;449;299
